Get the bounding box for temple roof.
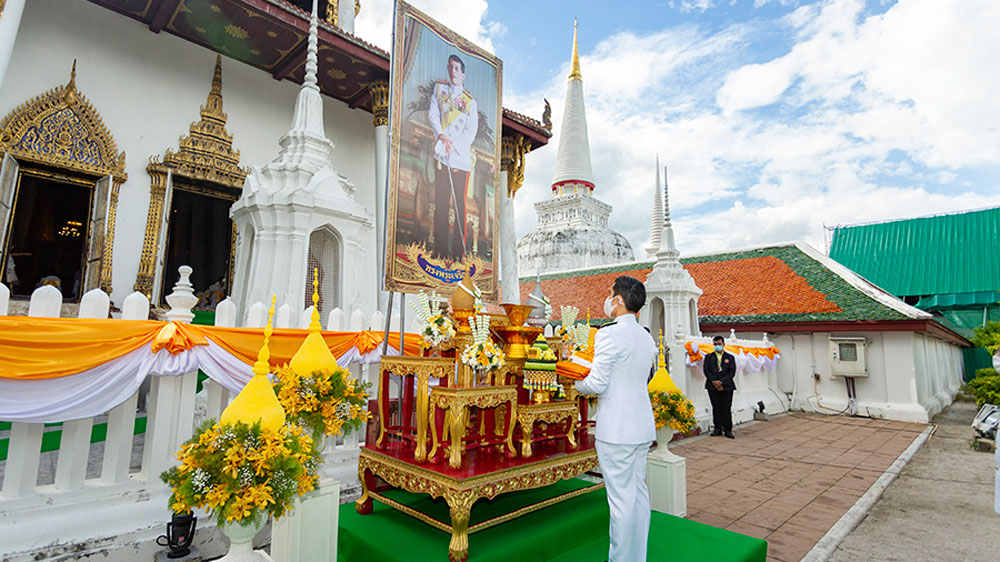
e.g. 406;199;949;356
516;243;955;334
550;21;594;188
86;0;551;149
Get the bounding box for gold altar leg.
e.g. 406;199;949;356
415;373;430;462
504;400;517;456
428;402;440;461
376;369;388;448
520;416;534;458
448;405;466;469
494;404;506;437
567;416;578;449
445;490;477;562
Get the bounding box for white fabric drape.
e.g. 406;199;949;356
0;340;403;423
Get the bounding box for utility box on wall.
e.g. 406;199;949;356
830;336;869;377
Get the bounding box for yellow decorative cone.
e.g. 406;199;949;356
289;269;338;374
648;331;681;394
221;296;286;431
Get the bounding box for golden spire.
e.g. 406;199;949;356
568;19;582;81
290;268;339;373
221;296;287;430
648;330;681;394
63;60;78;106
203;55;224;119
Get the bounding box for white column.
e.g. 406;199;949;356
499;171;519;304
0;0;26;92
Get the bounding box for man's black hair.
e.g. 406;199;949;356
611;276;645;313
448;54;466;73
713;335;725;343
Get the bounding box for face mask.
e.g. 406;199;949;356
603;296;619;317
714;344;724;352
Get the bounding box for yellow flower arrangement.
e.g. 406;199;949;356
161;419;320;527
649;390;698;433
272;365;371;443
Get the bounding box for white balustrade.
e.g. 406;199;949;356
78;288;110;319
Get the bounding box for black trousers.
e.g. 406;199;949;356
432;164;468;261
707;387;734;432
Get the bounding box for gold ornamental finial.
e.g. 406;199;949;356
568;19;582;81
648;329;681;394
220;296;287;431
203;55;224;117
63;60;78;106
253;295;277;376
290;269;339;373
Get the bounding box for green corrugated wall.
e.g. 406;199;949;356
829;206;1000;296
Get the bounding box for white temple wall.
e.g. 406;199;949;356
765;330;963;423
0;0;377;307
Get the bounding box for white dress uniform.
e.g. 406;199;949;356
428;81;478;172
575;313;657;562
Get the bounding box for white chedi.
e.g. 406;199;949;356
460;313;505;372
409;291;455;348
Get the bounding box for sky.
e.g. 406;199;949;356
357;0;1000;257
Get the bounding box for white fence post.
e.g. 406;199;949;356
328;307;343;331
246;301;266;327
276;303;291;329
350;310;364;332
205;297;236;422
54;291;112;490
300;306;316;329
0;282;9;315
3;286;63;497
369;311;384;332
28;285;61;317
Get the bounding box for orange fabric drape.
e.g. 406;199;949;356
684;341;781;362
199;326;422;368
0;316;422;380
0;317;163;379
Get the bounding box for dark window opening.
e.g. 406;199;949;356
160;185;234;308
2;172;92;301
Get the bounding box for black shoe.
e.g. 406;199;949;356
710;430;722;436
724;431;735;439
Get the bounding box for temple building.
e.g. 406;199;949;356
0;0;549;319
516;23;634;277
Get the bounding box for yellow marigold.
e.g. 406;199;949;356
204;484;230;509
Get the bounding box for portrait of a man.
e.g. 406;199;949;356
429;54;478;262
385;2;502;299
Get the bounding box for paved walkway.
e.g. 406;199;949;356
671;412;928;562
829;401;1000;562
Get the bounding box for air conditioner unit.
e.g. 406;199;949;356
830;336;869;378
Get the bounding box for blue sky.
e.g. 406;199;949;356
357;0;1000;256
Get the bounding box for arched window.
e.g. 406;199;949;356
305;226;341;312
650;297;664;339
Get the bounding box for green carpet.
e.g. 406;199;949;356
339;479;767;561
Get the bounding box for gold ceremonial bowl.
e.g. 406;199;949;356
502;303;534;327
496;325;544;359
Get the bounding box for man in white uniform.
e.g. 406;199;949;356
575;276;657;562
428;54;478;262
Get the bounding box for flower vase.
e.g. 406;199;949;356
216;518;274;562
650;426;683;462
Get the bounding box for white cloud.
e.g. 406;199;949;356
355;0;503;53
508;0;1000;258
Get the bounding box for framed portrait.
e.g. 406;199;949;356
384;0;502;301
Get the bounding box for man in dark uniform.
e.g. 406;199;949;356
703;335;736;438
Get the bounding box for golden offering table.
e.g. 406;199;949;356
359;301;598;561
429;385;518;468
515;401;578;457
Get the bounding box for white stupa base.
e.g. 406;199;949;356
647;429;686;517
